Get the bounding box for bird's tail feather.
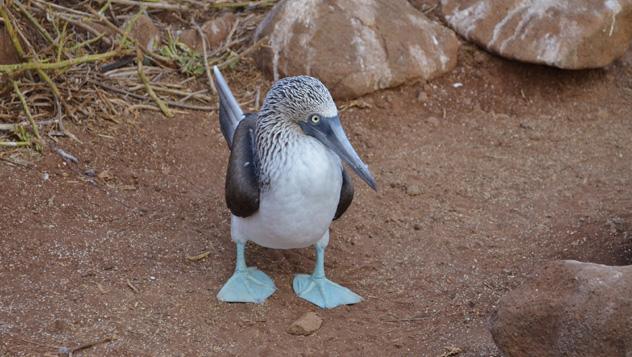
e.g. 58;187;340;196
213;66;245;148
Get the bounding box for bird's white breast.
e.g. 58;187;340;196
232;136;342;249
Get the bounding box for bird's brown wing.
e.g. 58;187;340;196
333;167;354;220
225;115;260;217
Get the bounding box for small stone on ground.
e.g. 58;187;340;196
287;312;323;336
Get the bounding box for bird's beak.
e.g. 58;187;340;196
301;116;377;191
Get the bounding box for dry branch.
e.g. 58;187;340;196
0;50;123;74
12;80;42;150
91;80;214;111
194;21;217;95
0;141;31;147
137;48;173;117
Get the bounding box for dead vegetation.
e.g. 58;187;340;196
0;0;273;153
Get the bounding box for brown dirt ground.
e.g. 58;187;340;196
2;40;632;356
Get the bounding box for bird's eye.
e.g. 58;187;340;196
310;115;320;124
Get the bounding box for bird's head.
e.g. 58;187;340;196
260;76;377;191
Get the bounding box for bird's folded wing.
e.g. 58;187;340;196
226;116;260;217
333;168;354;220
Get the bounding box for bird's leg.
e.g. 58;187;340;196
293;231;363;309
312;245;326;279
217;241;276;304
234;240;248;272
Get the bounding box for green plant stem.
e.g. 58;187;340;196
0;141;31;147
12;80;42;151
0;50;123;74
137;49;173;118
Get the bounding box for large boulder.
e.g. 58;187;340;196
441;0;632;69
253;0;460;99
490;260;632;357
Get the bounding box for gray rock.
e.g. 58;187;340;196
426;116;440;126
490;260;632;357
254;0;460;99
441;0;632;69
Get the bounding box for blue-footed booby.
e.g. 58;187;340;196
213;66;376;309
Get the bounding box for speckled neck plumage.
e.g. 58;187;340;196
255;113;302;190
254;75;338;190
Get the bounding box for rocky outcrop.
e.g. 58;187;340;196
254;0;460;99
441;0;632;69
490;260;632;357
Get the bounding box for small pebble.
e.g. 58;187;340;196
288;312;322;336
426;116;440;127
50;319;68;332
406;185;422;196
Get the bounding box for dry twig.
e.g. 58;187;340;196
137;49;173;117
187;251;210;261
126;279;140;294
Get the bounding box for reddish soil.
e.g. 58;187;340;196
2;42;632;356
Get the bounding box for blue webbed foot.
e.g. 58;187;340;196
217;267;276;303
292;242;362;309
217;241;276;304
293;274;362;309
